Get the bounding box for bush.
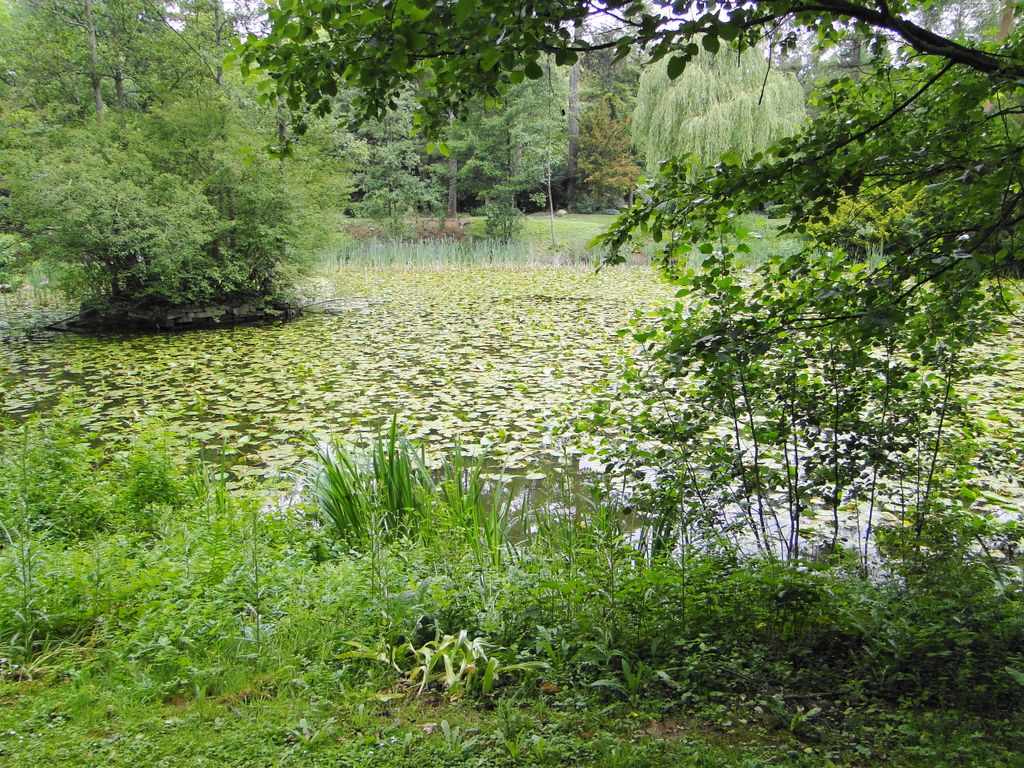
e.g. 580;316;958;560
0;416;112;538
115;426;187;531
5;92;308;319
481;200;524;242
804;187;927;261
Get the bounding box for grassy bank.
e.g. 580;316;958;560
0;416;1021;766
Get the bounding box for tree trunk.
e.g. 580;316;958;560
984;1;1014;114
565;51;581;207
1001;0;1015;40
276;98;287;151
547;162;557;250
447;153;459;220
213;0;225;85
83;0;104;127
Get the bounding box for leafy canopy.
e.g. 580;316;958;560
632;47;805;176
238;0;1021;134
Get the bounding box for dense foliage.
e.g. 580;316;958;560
586;246;1011;564
577;99;639;208
5;95;305;317
346;92;442;237
0;0;322;321
450;62;569;241
0;418;1022;765
631;46;805;176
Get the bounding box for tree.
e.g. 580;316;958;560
240;0;1023;269
451;65;568;242
577;99;639;208
243;0;1023;269
0;1;216;123
0;2;333;322
346;93;438;238
6;93;305;319
451;100;525;241
631;47;806;176
565;23;583;207
240;1;1023;132
579;27;643;122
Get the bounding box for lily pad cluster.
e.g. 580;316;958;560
0;266;675;480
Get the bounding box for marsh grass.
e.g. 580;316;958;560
334;213;619;265
439;442;516;568
0;260;62;313
320;237;603;268
311;419;434;547
311;424;520;564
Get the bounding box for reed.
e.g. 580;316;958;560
439;442;515;568
310;425;526;562
319;238;600;268
310;418;434;547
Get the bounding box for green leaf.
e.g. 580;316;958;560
453;0;476;25
666;55;686;80
524;59;544;80
554;49;578;66
480;48;501;71
720;150;742;167
1006;666;1024;688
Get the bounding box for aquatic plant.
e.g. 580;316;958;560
310;418;434;547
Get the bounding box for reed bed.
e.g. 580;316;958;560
319;238;605;269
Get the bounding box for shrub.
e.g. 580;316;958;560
116;426;186;529
5;92;307;320
481;200;524;243
0;416;112;538
804;187;927;260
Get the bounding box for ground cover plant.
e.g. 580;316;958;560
0;417;1022;767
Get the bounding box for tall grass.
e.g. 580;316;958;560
320;238;604;269
0;260;61;311
439;442;515;568
370;419;435;539
308;423;638;573
310;419;434;547
310;424;532;566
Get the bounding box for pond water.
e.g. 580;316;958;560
0;266;676;480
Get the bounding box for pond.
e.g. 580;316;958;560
0;266;676;480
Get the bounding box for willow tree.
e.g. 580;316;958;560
631;47;806;176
